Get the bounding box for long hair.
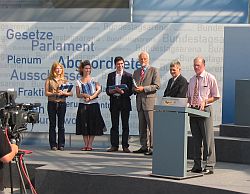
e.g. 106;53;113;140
48;61;65;80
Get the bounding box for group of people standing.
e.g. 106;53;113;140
44;51;220;175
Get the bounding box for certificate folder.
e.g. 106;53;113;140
108;84;128;92
59;83;74;92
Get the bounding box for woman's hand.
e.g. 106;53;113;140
57;90;64;96
82;93;90;99
84;96;93;102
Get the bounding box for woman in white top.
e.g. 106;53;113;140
76;60;106;151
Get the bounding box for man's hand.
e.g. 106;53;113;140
109;87;124;95
134;86;144;93
115;87;124;94
200;99;206;111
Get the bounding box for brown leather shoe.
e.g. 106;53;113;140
107;147;119;152
122;147;131;153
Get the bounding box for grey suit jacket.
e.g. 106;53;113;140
133;66;160;111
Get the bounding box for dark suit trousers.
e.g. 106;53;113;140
110;108;130;148
189;106;215;170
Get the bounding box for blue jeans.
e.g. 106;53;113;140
47;101;66;148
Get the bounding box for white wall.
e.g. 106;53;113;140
0;22;226;134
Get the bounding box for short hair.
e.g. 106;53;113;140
170;59;181;68
194;56;205;64
114;56;124;64
138;51;150;60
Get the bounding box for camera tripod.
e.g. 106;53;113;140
9;149;37;194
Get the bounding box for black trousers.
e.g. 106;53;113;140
47;101;66;148
110;108;130;148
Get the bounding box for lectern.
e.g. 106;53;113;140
151;105;209;179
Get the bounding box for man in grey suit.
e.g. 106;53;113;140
132;51;161;155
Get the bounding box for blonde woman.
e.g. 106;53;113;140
45;61;72;151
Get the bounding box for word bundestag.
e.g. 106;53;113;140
6;29;95;52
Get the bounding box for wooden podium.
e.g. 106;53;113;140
151;105;209;179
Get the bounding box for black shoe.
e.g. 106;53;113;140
203;169;214;175
59;147;64;151
144;149;153;155
122;147;131;153
188;168;202;173
107;147;119;152
133;148;148;153
51;147;57;151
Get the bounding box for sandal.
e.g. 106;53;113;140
81;147;88;151
86;147;92;151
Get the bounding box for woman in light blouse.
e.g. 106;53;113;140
76;60;106;151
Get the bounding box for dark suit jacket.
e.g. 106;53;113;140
163;74;188;98
106;71;133;111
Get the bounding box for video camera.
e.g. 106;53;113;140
0;90;40;145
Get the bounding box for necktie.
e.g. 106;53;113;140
192;76;199;106
139;68;145;84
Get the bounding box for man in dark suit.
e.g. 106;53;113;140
106;56;133;153
163;59;188;98
132;51;161;155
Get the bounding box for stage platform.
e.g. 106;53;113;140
5;136;250;194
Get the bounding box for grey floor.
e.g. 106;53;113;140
16;143;250;194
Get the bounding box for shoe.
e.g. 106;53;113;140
59;147;64;151
133;148;148;153
122;147;131;153
188;168;202;173
107;147;119;152
51;147;57;151
144;149;153;155
203;169;214;175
